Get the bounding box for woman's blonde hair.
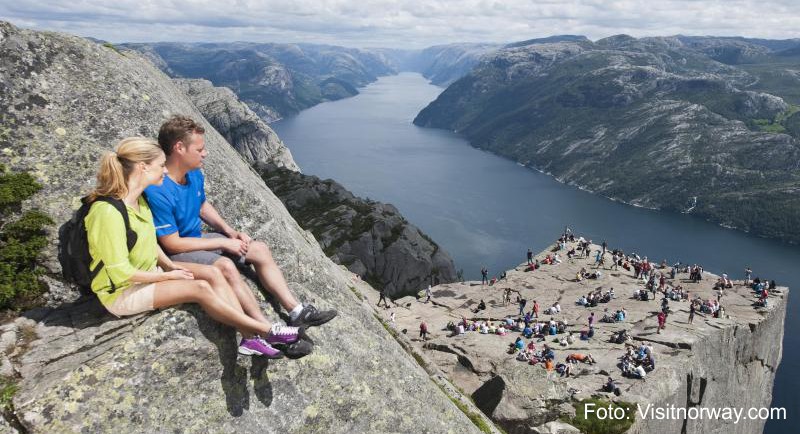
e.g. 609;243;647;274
88;137;163;202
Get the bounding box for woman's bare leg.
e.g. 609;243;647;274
152;279;271;336
174;262;246;314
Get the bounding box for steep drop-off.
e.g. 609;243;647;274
373;242;787;434
255;163;458;299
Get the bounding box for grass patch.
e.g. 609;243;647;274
373;313;398;338
565;398;636;434
411;352;429;370
751;104;800;133
435;382;494;434
101;42;124;56
347;285;364;301
0;377;16;413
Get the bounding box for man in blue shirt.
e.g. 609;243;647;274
145;116;337;329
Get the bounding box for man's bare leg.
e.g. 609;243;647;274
243;241;300;311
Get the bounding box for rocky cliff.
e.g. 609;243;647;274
0;21;482;433
124;42;397;121
414;35;800;244
175;78;300;171
371;241;787;434
255;164;458;299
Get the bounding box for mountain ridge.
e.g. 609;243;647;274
414;35;800;243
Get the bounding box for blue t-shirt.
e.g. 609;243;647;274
145;169;206;238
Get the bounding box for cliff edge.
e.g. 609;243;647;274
369;240;787;433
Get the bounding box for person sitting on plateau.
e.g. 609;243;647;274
566;353;596;364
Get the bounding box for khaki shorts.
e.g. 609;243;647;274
105;267;162;317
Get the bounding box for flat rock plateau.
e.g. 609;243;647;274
367;240;787;434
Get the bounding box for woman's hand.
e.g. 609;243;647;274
164;262;189;272
163;269;194;281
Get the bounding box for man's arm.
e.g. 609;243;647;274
155;201;248;255
158;231;233;255
200;201;252;245
199;201;236;238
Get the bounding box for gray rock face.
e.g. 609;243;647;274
0;21;480;433
175;78;300;171
255;164;458;299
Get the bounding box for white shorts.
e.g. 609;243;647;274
105;267;162;317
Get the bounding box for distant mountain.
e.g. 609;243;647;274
677;36;800;60
415;35;800;242
403;43;501;86
123;42;397;121
504;35;590;49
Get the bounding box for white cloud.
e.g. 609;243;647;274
2;0;799;48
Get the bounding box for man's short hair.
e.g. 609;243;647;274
158;115;206;155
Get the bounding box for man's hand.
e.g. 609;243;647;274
231;230;252;245
220;237;249;257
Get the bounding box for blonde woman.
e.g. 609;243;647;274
85;137;302;358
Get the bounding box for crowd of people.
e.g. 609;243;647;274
620;343;655;379
403;231;778;398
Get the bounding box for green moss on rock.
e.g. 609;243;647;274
0;165;53;310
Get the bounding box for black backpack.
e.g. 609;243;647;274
58;196;138;296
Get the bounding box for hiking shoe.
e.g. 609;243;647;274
288;304;338;328
283;338;314;359
238;338;283;359
265;324;302;346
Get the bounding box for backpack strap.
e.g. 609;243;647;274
91;196;139;293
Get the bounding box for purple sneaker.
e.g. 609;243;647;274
264;324;301;346
238;338;283;359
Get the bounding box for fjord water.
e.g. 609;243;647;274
273;72;797;432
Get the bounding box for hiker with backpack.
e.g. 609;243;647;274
144;116;336;330
74;137;301;358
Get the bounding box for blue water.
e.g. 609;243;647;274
273;72;798;433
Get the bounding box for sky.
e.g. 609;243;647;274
2;0;800;49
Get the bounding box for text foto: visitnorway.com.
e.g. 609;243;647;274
585;402;787;424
